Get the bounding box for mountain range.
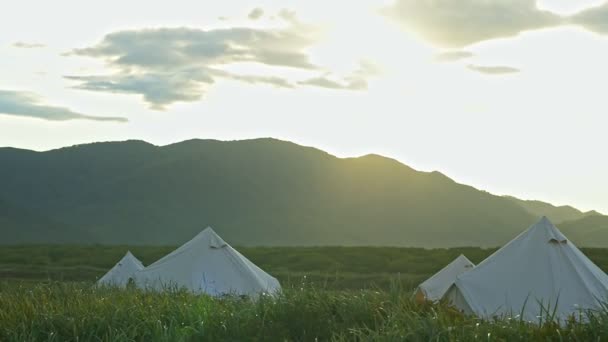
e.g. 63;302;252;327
1;138;607;247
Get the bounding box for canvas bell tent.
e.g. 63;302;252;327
97;251;144;287
415;254;474;303
133;227;281;297
444;217;608;322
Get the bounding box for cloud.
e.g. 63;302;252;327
383;0;564;47
571;3;608;34
298;61;379;91
12;41;46;49
65;25;321;108
434;50;474;62
220;73;295;89
467;64;521;75
278;9;298;25
298;76;367;90
65;71;212;111
0;90;127;122
70;26;319;70
248;8;264;20
65;19;374;109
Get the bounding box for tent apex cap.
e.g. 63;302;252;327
198;226;218;237
456;254;473;264
531;215;568;243
198;226;228;248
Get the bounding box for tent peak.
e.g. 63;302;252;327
444;215;608;322
196;227;216;236
530;216;567;243
193;227;228;248
97;251;144;287
123;251;144;267
417;254;475;302
455;254;473;264
133;225;280;296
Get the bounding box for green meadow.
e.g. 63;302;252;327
0;245;502;289
2;246;608;340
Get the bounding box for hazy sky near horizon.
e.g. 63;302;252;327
1;0;608;212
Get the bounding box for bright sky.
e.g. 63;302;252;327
1;0;608;212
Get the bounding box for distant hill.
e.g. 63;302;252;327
504;196;601;223
0;198;88;244
0;138;606;247
559;216;608;248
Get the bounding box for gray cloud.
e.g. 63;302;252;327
67;68;298;110
221;73;295;89
12;41;46;49
70;27;318;70
383;0;563;47
290;61;381;91
66;25;323;109
571;3;608;34
435;50;474;62
278;9;298;25
248;8;264;20
299;76;367;90
0;90;127;122
66;71;212;111
66;21;374;109
298;61;379;90
467;64;521;75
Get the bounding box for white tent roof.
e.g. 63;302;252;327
133;227;281;297
444;217;608;322
97;251;144;287
417;254;474;302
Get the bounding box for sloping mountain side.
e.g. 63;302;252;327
559;215;608;248
504;196;601;223
0;198;89;244
0;138;606;247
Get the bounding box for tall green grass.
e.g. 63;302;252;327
12;245;608;290
1;281;608;341
4;246;608;291
0;245;501;289
3;246;608;340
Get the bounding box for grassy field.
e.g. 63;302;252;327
0;245;494;289
2;282;608;341
3;246;608;340
3;245;608;290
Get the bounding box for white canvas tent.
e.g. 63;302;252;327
415;254;474;303
97;251;144;287
444;217;608;322
133;227;281;297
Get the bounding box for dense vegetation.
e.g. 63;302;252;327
3;246;608;340
2;282;608;341
4;245;608;290
2;138;607;247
